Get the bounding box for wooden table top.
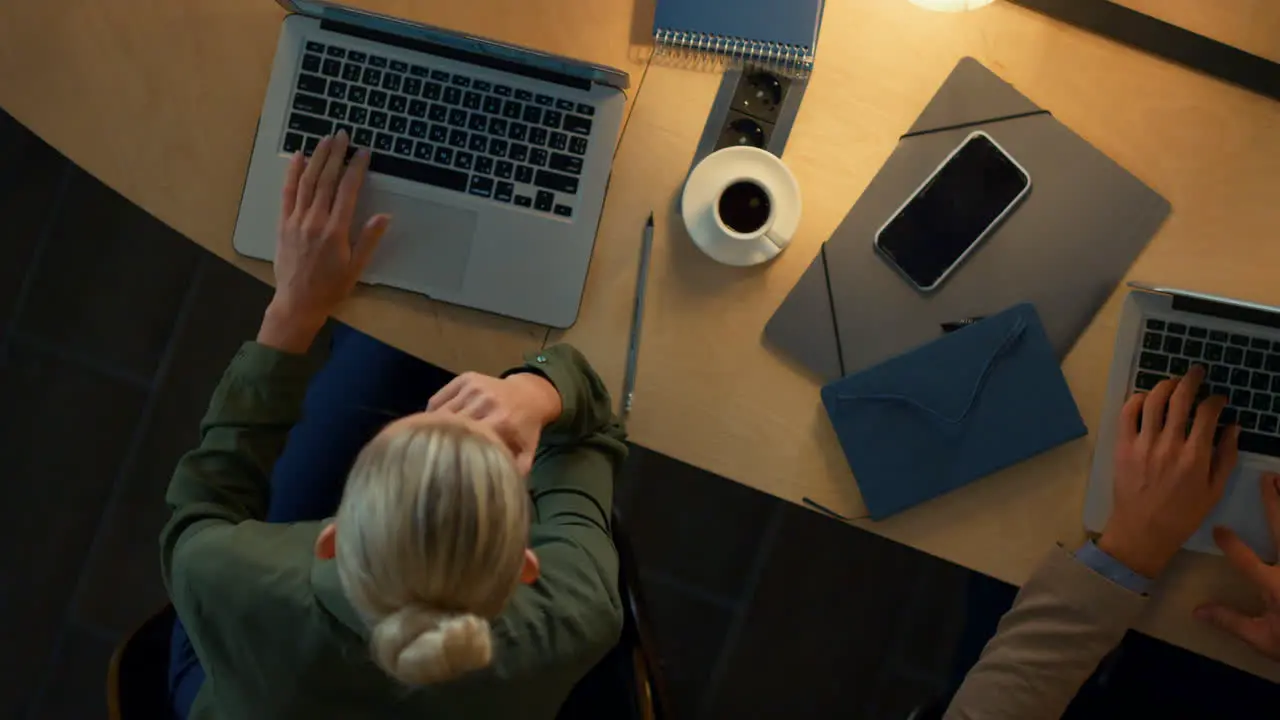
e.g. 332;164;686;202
4;0;1278;680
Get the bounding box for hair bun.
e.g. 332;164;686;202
371;607;493;685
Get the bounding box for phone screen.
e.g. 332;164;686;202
876;133;1029;291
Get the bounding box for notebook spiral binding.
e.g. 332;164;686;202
653;28;813;79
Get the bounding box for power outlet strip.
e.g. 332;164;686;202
689;68;808;172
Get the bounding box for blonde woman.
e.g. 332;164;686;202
163;131;626;719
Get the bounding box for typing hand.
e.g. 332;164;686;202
427;372;563;476
1195;474;1280;661
258;131;391;353
1100;365;1240;578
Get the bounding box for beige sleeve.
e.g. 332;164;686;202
944;546;1148;720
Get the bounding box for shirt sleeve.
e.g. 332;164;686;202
1074;539;1153;595
159;342;317;594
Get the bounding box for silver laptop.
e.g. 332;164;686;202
233;1;629;328
1085;283;1279;563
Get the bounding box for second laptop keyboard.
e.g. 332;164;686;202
282;40;595;218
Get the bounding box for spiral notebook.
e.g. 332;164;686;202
653;0;824;78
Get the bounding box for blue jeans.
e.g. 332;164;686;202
168;325;455;718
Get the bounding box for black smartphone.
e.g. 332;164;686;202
874;131;1031;292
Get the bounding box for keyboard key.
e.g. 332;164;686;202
1183;339;1203;359
454;151;474;171
576;102;595;116
1239;428;1280;454
1170;357;1189;376
424;82;443;100
342;63;362;82
469;134;488;152
495;160;514;179
464;91;482;110
508;123;529;141
414;141;433;160
322;58;342;77
1274;396;1280;413
448;108;468;127
394;137;414;156
514;194;533;207
1226;347;1244;364
1188;326;1208;338
448;129;468;148
467;175;492;197
554;204;573;217
530;148;549;167
515;165;533;184
370;111;388;129
516;89;534;101
1167;322;1187;335
349;106;368;125
429;124;448;143
288;113;332;136
1254;338;1273;350
1253;372;1272;391
535;190;554;211
1241;410;1261;430
409;120;428;139
1254;393;1273;411
1233;389;1252;408
535;169;578;194
542;110;563;129
328;101;348;121
404;77;423;96
549;132;568;151
431;69;450;82
434;146;453;164
384;59;404;73
494;84;512;97
1210;364;1230;383
283;132;304;153
569;136;589;155
409;99;428;118
389;95;407;114
410;64;430;77
374;132;394;152
1212;384;1231;399
535;93;554;107
1232;368;1251;387
302;54;322;73
529;127;549;146
349;50;367;63
368;55;388;68
473;80;492;92
549;152;583;175
484;96;503;114
1247;350;1265;369
306;41;326;54
523;105;543;124
1268;354;1280;373
354;128;373;147
495;181;514;202
503;100;523;120
488;118;509;137
1134;372;1165;391
1146;319;1166;331
509;143;529;162
1262;414;1279;434
452;75;472;88
1162;336;1182;354
1230;334;1250;347
293;93;327;115
469;113;489;132
429;104;448;122
297;73;327;94
349;86;367;104
489;138;509;158
564;114;593;135
389;115;408;134
556;98;575;112
363;67;383;86
1139;352;1170;372
369;90;388;109
327;81;348;100
475;156;494;175
1205;343;1224;361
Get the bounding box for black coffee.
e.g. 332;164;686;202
718;180;771;234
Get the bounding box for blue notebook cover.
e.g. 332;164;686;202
653;0;824;53
820;303;1087;521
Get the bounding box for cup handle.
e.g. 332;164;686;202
763;229;786;250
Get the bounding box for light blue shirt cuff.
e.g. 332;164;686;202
1074;540;1153;595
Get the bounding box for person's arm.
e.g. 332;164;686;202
946;364;1239;720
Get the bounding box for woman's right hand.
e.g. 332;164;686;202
427;372;562;475
1195;473;1280;661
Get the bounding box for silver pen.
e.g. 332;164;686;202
622;213;654;417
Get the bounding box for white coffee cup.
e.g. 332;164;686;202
713;176;786;249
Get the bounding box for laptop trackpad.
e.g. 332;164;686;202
358;191;477;294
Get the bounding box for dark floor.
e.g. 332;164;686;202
2;108;1277;720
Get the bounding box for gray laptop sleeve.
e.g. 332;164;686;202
765;57;1171;380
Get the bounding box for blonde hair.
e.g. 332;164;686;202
334;416;530;686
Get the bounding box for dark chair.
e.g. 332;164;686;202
108;511;669;719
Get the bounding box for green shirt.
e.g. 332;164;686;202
161;343;628;719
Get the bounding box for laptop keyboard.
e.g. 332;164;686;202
282;40;595;217
1134;317;1280;455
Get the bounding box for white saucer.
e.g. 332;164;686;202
681;146;802;267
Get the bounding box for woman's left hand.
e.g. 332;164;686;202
258;131;391;353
